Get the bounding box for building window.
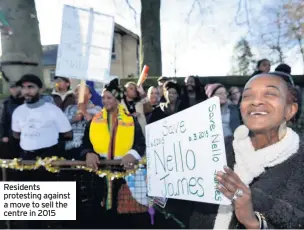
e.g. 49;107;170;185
112;37;116;60
50;69;56;81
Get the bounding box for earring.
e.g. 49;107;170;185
234;125;249;140
278;121;287;140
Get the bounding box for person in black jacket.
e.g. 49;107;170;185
205;83;241;137
148;80;186;124
0;82;24;158
181;75;206;108
157;76;169;103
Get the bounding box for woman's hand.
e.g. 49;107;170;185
137;85;145;96
121;154;137;170
86;152;100;170
216;166;260;229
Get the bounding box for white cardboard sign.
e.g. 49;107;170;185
55;5;114;82
146;97;230;205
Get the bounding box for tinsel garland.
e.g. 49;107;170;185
0;157;147;180
0;156;186;228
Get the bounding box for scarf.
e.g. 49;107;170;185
214;125;300;229
90;104;135;210
89;104;134;159
25;98;45;109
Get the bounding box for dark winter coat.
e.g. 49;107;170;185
147;100;186;124
0;96;24;138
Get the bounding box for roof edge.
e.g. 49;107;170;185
114;23;139;41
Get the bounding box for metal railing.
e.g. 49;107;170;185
0;159;148;229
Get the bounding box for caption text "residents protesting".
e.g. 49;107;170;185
0;182;76;220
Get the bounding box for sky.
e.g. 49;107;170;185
4;0;304;76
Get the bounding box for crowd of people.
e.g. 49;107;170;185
1;59;304;229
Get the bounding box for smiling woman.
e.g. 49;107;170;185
176;71;304;229
213;72;301;229
241;72;298;142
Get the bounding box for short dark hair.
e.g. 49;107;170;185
124;81;141;102
261;72;300;122
157;76;168;83
257;59;270;69
275;64;291;74
163;80;181;95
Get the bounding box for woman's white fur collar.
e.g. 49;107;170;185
213;125;300;229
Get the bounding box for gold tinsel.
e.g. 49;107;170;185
0;157;147;180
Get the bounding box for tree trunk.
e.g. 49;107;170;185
1;0;43;93
140;0;162;77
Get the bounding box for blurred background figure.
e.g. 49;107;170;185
64;84;101;159
181;75;206;108
122;81;147;134
52;76;75;110
0;81;23;159
275;63;291;74
148;80;185;124
205;83;241;137
144;86;160;121
228;86;241;105
256;58;271;73
86;80;103;107
157;76;168;103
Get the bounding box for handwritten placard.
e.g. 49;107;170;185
55;5;114;82
146;97;230;205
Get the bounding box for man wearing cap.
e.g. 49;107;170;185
12;74;72;159
157;76;168;103
52;76;75;111
0;81;24;158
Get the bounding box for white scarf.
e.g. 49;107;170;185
213;125;300;229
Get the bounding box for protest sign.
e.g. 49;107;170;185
55;5;114;83
146;97;230;205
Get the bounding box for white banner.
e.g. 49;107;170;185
146;97;230;205
55;5;114;82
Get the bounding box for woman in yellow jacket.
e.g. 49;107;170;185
80;78;147;228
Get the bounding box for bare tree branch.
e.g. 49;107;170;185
244;0;250;28
196;1;206;17
185;0;197;23
256;5;290;64
234;0;250;28
125;0;137;24
185;0;212;24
